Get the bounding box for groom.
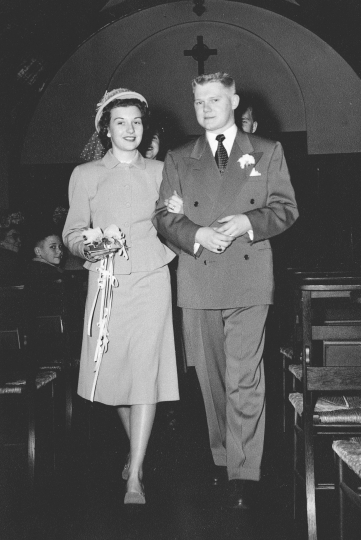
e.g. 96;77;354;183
153;72;298;508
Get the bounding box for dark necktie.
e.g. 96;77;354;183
215;134;228;174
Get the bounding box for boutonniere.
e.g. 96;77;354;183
238;154;255;169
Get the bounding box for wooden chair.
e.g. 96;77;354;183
287;273;361;540
282;271;361;433
0;326;58;494
333;438;361;540
28;279;79;440
289;365;361;540
34;313;75;437
0;284;65;490
279;271;305;433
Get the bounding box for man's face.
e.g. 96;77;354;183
145;134;160;160
241;108;258;134
194;81;239;133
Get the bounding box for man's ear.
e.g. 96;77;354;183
34;247;41;257
232;94;240;110
252;121;258;134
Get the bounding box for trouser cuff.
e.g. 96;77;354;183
227;467;261;481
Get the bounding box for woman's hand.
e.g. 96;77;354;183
164;190;184;214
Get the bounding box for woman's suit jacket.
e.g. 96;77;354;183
153;129;298;309
63;150;175;274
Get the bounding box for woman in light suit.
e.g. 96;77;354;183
63;89;179;505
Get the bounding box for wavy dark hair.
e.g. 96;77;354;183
98;98;149;150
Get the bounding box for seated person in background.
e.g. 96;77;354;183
0;211;24;285
240;104;258;134
25;225;64;316
139;115;170;161
24;226;66;360
145;128;161;160
28;227;63;280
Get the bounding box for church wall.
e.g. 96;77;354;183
15;1;361;272
21;1;361;164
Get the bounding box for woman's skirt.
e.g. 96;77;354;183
77;265;179;405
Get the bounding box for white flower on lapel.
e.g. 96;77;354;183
250;168;261;177
238;154;255;169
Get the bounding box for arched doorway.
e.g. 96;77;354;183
19;0;361;269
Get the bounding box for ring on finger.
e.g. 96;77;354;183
217;246;222;252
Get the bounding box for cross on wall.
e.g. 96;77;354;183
184;36;217;75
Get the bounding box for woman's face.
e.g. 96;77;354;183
36;235;63;266
107;106;143;154
0;228;21;253
145;134;160;160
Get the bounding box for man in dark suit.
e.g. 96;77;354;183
153;72;298;508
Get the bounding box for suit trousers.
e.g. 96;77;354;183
183;305;269;481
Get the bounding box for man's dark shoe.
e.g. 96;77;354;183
226;479;253;509
210;465;227;486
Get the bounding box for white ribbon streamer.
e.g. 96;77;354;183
88;253;119;402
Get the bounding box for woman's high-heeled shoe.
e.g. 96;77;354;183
122;454;130;480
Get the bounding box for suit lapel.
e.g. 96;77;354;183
209;130;263;224
184;135;221;212
184;131;264;225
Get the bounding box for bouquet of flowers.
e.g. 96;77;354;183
83;224;128;260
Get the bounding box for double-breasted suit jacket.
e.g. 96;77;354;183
154;129;298;480
153;129;299;310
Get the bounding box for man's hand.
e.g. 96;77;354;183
195;227;234;253
215;214;252;238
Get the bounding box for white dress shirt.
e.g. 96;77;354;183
206;123;238;157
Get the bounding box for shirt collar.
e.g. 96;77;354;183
102;149;145;170
206;124;238;156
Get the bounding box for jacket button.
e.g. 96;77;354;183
250;198;255;204
204;260;207;265
244;254;249;260
194;201;199;207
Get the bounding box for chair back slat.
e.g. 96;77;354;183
313;325;361;340
307;366;361;391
